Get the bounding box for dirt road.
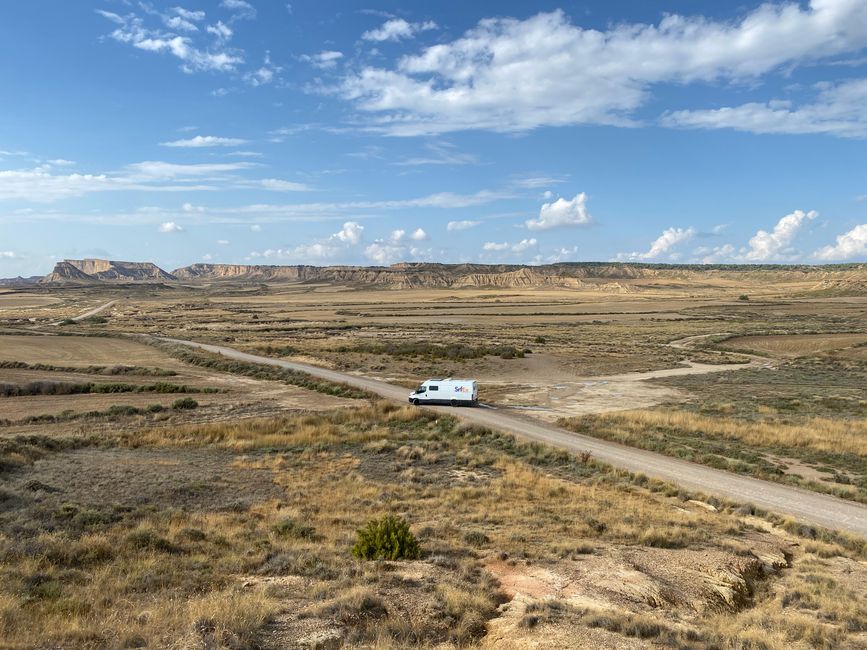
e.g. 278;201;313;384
51;300;116;326
157;336;867;538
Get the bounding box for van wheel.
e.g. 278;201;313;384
412;399;420;406
450;399;458;407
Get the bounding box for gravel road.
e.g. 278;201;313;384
157;336;867;538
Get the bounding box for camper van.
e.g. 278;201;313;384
409;378;478;406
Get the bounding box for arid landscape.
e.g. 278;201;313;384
0;260;865;649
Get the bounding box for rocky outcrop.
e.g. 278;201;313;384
29;259;867;290
40;259;176;284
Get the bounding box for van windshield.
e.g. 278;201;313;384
415;385;426;393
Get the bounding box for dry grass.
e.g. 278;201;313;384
719;333;867;358
594;408;867;457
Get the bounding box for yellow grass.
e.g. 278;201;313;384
0;335;182;368
599;409;867;456
720;333;867;358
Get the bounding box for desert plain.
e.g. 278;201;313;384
0;261;866;649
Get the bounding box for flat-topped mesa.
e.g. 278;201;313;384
40;259;176;284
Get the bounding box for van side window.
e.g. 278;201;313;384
430;385;439;391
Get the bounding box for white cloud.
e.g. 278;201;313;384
244;52;280;86
46;159;75;167
122;160;256;181
0;251;17;259
813;224;867;260
548;246;578;262
364;241;403;264
362;18;437;42
410;228;428;241
483;238;537;253
97;9;243;73
662;79;867;139
217;239;230;245
159;221;183;233
618;227;696;261
252;179;311;192
334;221;364;245
256;221;366;262
182;202;204;212
301;50;344;69
396;141;478;166
250;224;262;232
161;135;248;148
340;4;867;135
741;209;817;261
447;220;480;231
526;192;592;230
174;8;206;22
207;21;233;41
221;0;256;20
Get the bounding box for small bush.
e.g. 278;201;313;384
464;531;490;547
738;294;750;301
351;515;421;560
272;517;316;539
172;397;199;410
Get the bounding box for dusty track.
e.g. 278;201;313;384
156;336;867;538
51;300;116;326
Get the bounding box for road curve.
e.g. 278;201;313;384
157;336;867;538
52;300;117;326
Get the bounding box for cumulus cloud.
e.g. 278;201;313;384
741;209;817;261
0;251;17;259
410;228;428;241
301;50;344;69
159;221;183;233
526;192;592;230
333;221;364;245
447;220;480;231
339;4;867;135
362;18;437;42
618;227;696;261
250;224;262;232
161;135;248;147
813;224;867;260
256;221;365;262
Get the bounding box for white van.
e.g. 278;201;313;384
409;378;478;406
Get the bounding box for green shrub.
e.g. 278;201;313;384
171;397;199;410
351;515;421;560
738;294;750;301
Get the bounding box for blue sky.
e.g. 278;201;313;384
1;0;866;277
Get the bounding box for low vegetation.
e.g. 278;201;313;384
0;380;215;398
162;345;373;399
352;515;421;560
341;340;526;360
562;409;867;503
0;360;177;376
